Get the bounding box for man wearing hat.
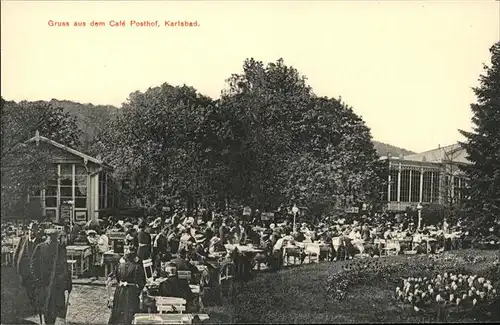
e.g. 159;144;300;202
30;228;72;325
14;221;44;312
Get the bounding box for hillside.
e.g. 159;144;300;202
372;141;415;157
36;99;416;156
48;99;119;150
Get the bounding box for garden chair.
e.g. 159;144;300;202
383;239;400;256
142;259;154;284
284;245;302;265
179;270;205;312
332;236;347;261
304;243;320;264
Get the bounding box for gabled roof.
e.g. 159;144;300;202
25;131;113;170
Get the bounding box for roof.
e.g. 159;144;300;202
26;131;113;170
382;143;470;164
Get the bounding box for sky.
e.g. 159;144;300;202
1;1;499;153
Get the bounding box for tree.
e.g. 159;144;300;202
92;84;217;212
437;145;467;226
459;42;500;232
1;99;82;218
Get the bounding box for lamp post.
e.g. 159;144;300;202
292;204;299;233
417;203;423;230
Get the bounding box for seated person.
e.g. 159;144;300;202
157;263;194;311
170;248;200;283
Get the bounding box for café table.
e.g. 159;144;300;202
133;313;210;324
66;245;91;277
224;244;263;280
103;250;121;277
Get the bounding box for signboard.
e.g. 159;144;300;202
261;212;274;221
345;207;359;214
243;206;252;216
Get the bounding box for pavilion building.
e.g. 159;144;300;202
24;131;114;222
380;143;471;212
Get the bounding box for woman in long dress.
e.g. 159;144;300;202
108;234;146;325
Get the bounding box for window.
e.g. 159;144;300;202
46;209;56;221
59;164;73;212
44;165;58;208
389;169;398;202
411;170;421;202
431;172;440;203
422;171;432;203
99;171;107;209
400;170;411;202
74;164;87;209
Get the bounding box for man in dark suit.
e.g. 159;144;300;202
14;221;44;312
30;228;72;325
152;225;170;269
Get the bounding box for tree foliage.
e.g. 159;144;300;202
459;42;500;232
94;58;385;218
1;98;81;217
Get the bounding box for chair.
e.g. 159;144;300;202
142;259;154;283
383;240;400;256
304;243;320;264
284;245;302;265
218;262;235;301
67;259;77;279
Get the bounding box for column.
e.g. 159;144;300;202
419;167;424;203
430;172;434;202
397;163;401;203
409;169;413;202
41;189;46;217
387;172;391;202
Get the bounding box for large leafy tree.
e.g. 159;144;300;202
1;99;81;218
221;58;385;216
92;84;217;212
94;58;385;218
459;42;500;232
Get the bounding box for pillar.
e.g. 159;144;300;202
419;167;424;203
397;163;401;203
409;169;413;202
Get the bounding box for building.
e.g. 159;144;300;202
25;131;114;222
380;143;470;212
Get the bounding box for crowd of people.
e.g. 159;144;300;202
2;208;499;325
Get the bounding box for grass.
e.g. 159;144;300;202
204;249;500;324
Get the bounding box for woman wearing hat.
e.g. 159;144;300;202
108;233;146;325
137;221;152;261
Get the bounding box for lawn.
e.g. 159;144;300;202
204;249;500;324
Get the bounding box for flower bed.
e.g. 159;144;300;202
326;251;499;321
396;272;497;317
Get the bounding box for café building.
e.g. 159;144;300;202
25;131;114;222
380;143;471;212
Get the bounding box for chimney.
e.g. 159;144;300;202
438;144;441;148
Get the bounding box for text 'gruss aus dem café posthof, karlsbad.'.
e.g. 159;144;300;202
47;20;200;27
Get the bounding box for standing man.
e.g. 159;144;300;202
30;229;72;325
13;221;44;312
